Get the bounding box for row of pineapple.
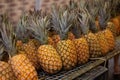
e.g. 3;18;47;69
0;0;119;80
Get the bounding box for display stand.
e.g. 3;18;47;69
38;36;120;80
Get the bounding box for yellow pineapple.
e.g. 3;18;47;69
51;7;77;70
27;15;62;74
52;32;75;47
87;0;109;56
107;22;117;37
28;11;55;48
16;14;39;69
98;0;115;51
0;61;16;80
70;10;89;64
74;38;89;64
0;16;38;80
0;40;15;80
78;2;102;58
95;32;109;55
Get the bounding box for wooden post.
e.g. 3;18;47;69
35;0;42;11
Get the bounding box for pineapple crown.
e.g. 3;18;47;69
0;14;16;57
70;9;82;38
87;0;100;33
78;1;90;35
67;0;82;38
16;13;29;42
98;0;111;30
68;0;78;11
27;14;50;45
110;0;120;17
0;39;4;60
51;6;74;40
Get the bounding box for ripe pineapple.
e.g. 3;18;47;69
111;17;120;36
28;11;55;47
110;0;120;36
0;61;16;80
98;0;115;51
0;41;15;80
52;32;75;47
87;0;109;55
107;22;117;37
16;14;39;69
0;16;38;80
78;3;102;58
74;38;89;64
51;7;77;70
70;11;89;64
95;32;109;55
27;15;62;74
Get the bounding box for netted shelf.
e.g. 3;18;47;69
38;36;120;80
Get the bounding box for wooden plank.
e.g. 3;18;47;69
61;60;104;80
76;66;108;80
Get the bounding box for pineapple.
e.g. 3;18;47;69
111;17;120;36
27;15;62;74
0;41;15;80
0;15;38;80
98;0;115;51
74;38;89;64
16;14;39;69
87;0;109;55
28;10;55;47
0;61;16;80
51;6;77;70
52;32;75;47
108;0;120;36
78;2;102;58
70;10;89;64
107;21;117;37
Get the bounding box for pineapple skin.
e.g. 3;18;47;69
56;39;77;70
102;29;115;51
111;17;120;35
9;53;38;80
52;35;60;47
29;37;54;49
0;61;16;80
23;41;39;69
68;32;75;41
107;22;117;37
16;40;24;51
95;32;109;55
29;39;41;49
52;32;75;47
37;45;62;74
85;32;102;58
74;37;89;64
48;37;55;47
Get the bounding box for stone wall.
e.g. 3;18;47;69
0;0;78;25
